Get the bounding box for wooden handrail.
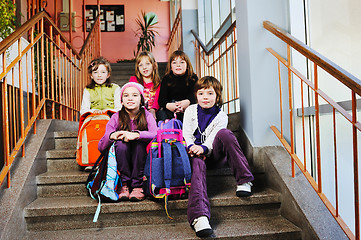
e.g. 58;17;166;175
263;21;361;96
191;21;237;55
265;20;361;240
0;11;81;59
167;10;182;48
79;14;101;56
0;10;101;190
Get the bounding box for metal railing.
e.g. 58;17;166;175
0;11;101;189
167;10;183;55
191;21;239;114
264;20;361;240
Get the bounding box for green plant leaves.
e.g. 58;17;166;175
0;0;16;40
134;11;159;57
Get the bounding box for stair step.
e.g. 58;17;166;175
46;149;76;159
26;216;301;239
47;159;79;172
54;131;78;138
36;170;265;198
55;138;77;150
25;188;281;231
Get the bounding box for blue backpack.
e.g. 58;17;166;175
86;143;121;222
144;118;192;219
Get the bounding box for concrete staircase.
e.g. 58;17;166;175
111;62;167;88
23;129;302;239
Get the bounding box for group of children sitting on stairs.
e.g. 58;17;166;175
79;50;254;238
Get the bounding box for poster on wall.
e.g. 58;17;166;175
85;5;125;32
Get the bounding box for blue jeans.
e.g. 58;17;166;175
187;128;254;224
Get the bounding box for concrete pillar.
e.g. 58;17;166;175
235;0;290;148
181;0;198;68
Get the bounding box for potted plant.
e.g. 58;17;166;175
134;11;159;57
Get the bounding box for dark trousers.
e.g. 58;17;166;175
187;128;254;224
114;140;148;188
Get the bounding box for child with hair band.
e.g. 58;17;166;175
158;50;198;121
80;57;121;116
129;51;161;119
98;82;157;201
183;76;254;238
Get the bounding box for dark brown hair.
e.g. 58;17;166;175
86;56;112;89
118;94;148;131
135;51;161;91
194;76;223;107
165;50;195;86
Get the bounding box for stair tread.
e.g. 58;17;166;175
37;171;89;184
26;216;301;239
24;188;280;217
38;168;264;184
37;169;235;184
54;131;78;138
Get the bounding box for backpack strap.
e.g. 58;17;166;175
85;150;108;186
162;140;172;190
173;141;192;182
162;140;173;220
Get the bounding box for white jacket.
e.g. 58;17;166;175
183;104;228;156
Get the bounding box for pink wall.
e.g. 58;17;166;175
45;0;170;63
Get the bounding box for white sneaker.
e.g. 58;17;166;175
192;216;213;237
236;182;253;197
84;166;93;172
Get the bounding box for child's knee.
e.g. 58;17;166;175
114;140;128;151
216;129;235;143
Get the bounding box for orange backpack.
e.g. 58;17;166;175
76;112;112;166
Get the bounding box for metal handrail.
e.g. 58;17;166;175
0;11;101;189
264;20;361;240
191;21;239;114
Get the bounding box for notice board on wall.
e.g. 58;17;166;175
85;5;125;32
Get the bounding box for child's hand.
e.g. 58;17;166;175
121;131;140;142
177;100;190;112
110;131;126;141
188;145;204;158
166;102;178;112
174;102;183;113
111;131;140;142
93;109;102;114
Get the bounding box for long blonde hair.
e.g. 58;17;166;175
135;51;160;91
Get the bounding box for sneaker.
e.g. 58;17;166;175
236;182;253;197
84;166;93;172
192;216;213;238
129;188;145;201
119;184;130;200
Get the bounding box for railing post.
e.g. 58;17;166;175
313;63;322;193
352;92;359;240
18;39;25;157
50;26;55;119
287;45;295;177
2;53;10;188
31;27;36;134
277;60;283;137
41;18;46;119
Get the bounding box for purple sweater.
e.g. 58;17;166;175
98;109;157;152
193;105;220;154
